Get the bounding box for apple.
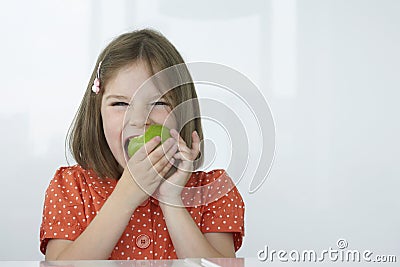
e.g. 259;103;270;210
128;124;172;157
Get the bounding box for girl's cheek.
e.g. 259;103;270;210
153;105;173;115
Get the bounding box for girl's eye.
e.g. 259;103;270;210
112;102;129;106
152;101;170;106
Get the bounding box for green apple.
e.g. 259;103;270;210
128;124;171;157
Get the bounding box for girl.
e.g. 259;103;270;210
40;28;244;260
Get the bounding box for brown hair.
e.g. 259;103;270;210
66;28;204;179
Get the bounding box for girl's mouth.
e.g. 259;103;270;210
124;139;130;160
123;135;139;160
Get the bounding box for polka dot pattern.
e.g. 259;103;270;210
39;165;245;260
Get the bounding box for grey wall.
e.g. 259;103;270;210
0;0;399;261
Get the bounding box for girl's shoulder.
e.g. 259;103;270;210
49;164;112;189
54;164;85;175
52;164;94;180
185;169;242;204
46;164;117;200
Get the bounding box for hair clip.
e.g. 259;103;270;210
92;61;102;94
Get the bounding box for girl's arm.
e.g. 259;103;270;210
45;174;146;260
45;137;177;260
157;130;238;258
160;202;236;258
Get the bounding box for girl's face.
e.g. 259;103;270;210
101;61;177;169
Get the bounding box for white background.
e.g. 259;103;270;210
0;0;399;261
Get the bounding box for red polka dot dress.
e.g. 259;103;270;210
40;165;245;260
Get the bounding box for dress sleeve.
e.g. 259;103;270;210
200;170;245;251
39;166;86;255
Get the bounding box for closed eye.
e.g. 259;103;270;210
152;101;170;106
111;102;129;106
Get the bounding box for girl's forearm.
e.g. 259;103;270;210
55;177;146;260
160;202;225;258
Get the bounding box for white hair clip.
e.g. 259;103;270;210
92;61;102;94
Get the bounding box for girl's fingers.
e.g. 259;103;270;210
173;151;196;162
158;158;175;178
170;129;187;146
135;136;161;161
170;129;199;154
178;144;191;154
152;142;178;173
191;131;200;155
146;137;176;168
174;130;201;161
173;152;184;161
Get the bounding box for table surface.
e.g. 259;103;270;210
38;258;246;267
0;258;248;267
0;258;371;267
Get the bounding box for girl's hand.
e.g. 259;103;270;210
156;129;201;206
120;135;178;204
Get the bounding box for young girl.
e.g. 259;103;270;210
39;28;244;260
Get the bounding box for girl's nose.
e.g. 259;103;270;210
126;105;151;127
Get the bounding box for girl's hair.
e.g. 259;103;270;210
67;28;204;179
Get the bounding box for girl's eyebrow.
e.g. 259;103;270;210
150;96;166;101
105;94;166;102
105;95;130;101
